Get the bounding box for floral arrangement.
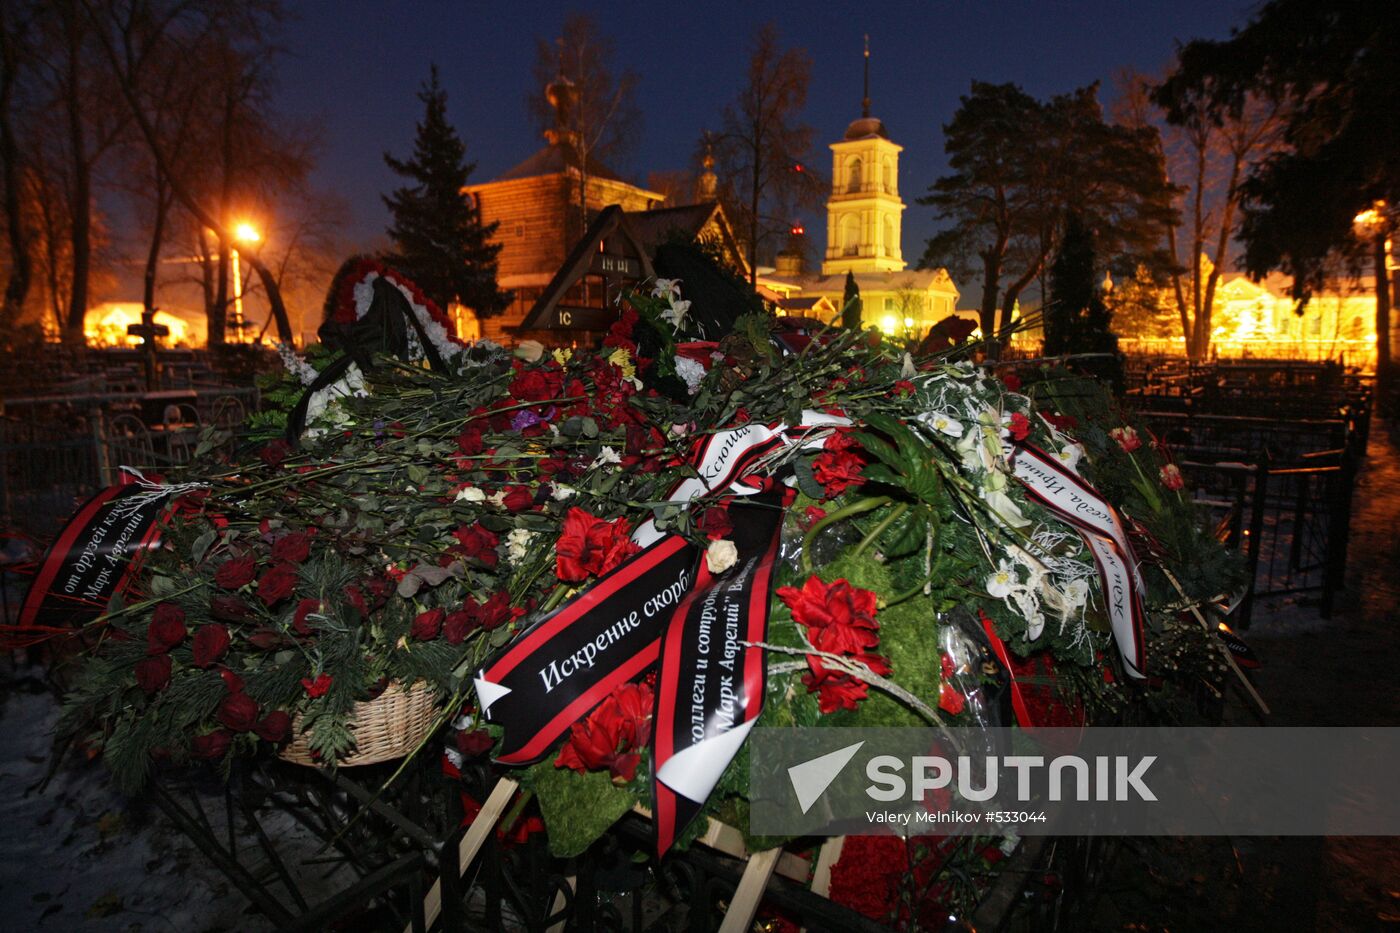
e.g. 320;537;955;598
57;270;1239;917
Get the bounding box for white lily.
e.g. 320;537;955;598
986;560;1017;598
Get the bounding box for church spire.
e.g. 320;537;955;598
861;35;871;118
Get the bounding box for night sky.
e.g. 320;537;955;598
274;0;1252;266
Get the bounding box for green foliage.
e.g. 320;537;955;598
383;66;509;316
522;758;639;858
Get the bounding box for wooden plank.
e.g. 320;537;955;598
717;847;782;933
408;777;520;933
808;835;845;897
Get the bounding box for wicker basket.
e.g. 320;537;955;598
278;680;439;767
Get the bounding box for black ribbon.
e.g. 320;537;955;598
285;276;449;445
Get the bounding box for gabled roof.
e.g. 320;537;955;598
625;202;749;278
494;143;624;183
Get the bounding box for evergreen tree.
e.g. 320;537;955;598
383;66;508;316
841;270;862;329
1045;213;1119;387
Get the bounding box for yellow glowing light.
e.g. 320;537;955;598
234;222;261;243
85;304;189;348
880;315;898;334
1354;208;1381;227
903;316;915;329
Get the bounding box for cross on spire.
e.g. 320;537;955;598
862;35;870;119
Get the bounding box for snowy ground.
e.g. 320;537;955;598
0;666;276;932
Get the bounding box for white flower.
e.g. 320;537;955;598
706;539;739;574
514;339;545;362
675;356;706;394
986;561;1017;598
507;528;535;562
590;446;622;469
1062;579;1090;612
1053;443;1084;472
454;486;486;503
551;483;577;501
660;298;690;329
923;411;964;438
277;343;319;386
488;490;508;507
652;278;682;301
1010;587;1046;640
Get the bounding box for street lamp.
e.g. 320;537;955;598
229;222;260;343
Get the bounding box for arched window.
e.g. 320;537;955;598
847;158;862;193
840;214;860;255
883;217;895;256
882;158;894;193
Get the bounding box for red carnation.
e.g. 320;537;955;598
216;692;261;732
134;654;172;693
1001;372;1023;392
411;608;445;640
456;426;485;456
302;673;333;698
811;432;866;499
191;624;231;668
146;603;186;654
215;554;257;589
893;379;916;397
256;563;298;606
254;711;292;744
259;440;291;468
271;532;311;564
554;508;638;582
508;369;559;403
555;682;654;783
1008;412;1032;442
190;729;233;760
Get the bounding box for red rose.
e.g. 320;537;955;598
1001;372;1023;392
344;585;369;618
500;484;534;513
302;673;333;698
254;711;292;744
210;594;250;622
256;563;298;606
259;440;291;467
452;525;500;569
191;624;230;668
220;669;245;693
215;554;257;589
411;608;445;640
1041;410;1079;432
1160;463;1185;490
271;532;311;564
456;426;485;456
1008;412;1032;442
216;692;260;732
470;591;513;631
292;598;322;635
554;508;638;582
247;626;288;650
135;654;172;693
455;728;495;758
697;505;734;541
190;729;233;760
443;608;477;645
147;603;186;655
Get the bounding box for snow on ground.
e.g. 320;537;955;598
0;662;324;932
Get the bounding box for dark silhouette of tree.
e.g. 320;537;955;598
920;82;1176;344
383;66;507;318
1045;213;1121;388
710;23;825;283
529;14;641;239
1155;0;1399;384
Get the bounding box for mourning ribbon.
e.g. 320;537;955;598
285;276;449;445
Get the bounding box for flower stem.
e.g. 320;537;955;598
800;495;891;577
852;503;908;559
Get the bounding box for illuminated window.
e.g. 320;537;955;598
847;158;862;193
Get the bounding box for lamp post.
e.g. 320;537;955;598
1354;202;1392;398
229;222;261;343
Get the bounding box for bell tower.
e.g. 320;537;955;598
821;37;906;276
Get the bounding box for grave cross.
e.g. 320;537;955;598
127;308;168;390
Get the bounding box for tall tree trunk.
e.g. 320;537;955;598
62;15;90;344
747;131;761;285
1000;253;1045;334
142;186;168;316
978;248;1001;340
1376;233;1391;402
0;12;31;326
